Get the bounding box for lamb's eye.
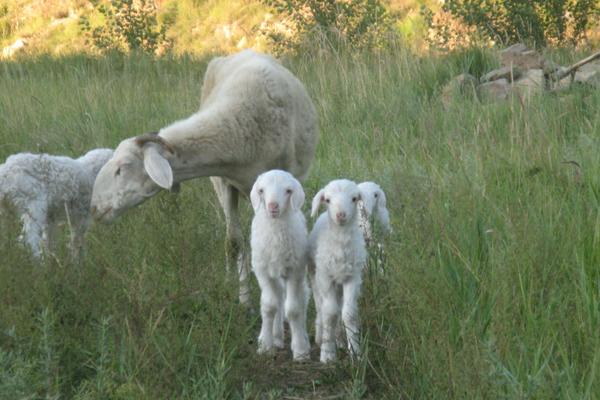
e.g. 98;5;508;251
286;188;292;194
258;188;264;194
352;197;357;202
115;167;121;176
374;193;378;198
325;198;330;204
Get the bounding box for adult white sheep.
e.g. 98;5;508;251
309;179;367;363
250;169;310;360
90;50;318;305
0;148;114;260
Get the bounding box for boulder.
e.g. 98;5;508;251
478;78;511;102
574;61;600;88
481;66;521;83
441;73;479;107
499;43;544;70
513;69;545;99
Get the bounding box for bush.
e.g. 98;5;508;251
423;0;600;49
79;0;172;55
259;0;395;54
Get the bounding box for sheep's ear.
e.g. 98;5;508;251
290;179;305;210
374;190;391;233
250;182;262;212
310;189;324;218
143;146;173;190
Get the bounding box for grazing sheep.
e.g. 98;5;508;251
90;49;318;306
357;181;391;272
0;148;114;260
250;169;310;360
308;179;367;363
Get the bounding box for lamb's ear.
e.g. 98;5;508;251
250;182;262;212
142;146;173;190
310;189;324;218
290;179;305;210
375;190;391;233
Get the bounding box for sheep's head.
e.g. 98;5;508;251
357;181;391;233
311;179;361;226
91;133;175;222
250;169;305;218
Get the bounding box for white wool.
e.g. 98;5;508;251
357;181;391;272
250;170;310;360
308;179;367;363
0;148;113;260
91;50;318;306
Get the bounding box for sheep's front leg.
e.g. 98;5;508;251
319;278;340;363
256;274;280;355
342;276;362;358
68;216;90;264
273;278;285;349
285;273;310;360
308;263;323;346
211;178;250;306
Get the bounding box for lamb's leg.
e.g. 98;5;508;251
273;278;285;349
20;207;47;260
319;278;340;363
308;262;323;346
285;273;310;361
335;284;345;349
256;274;279;355
68;215;89;264
210;177;250;306
342;276;362;358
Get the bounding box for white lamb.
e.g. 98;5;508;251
309;179;367;363
357;181;391;245
0;148;114;260
250;169;310;361
357;181;391;272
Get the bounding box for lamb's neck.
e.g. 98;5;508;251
159;109;233;183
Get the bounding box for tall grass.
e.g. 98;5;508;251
0;46;599;398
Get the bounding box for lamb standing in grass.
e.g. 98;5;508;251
357;181;391;272
309;179;367;363
0;148;113;260
250;170;310;361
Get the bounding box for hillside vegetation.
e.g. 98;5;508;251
1;44;599;398
0;0;430;56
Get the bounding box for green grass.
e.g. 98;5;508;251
1;46;599;398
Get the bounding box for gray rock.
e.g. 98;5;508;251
481;66;521;83
513;69;545;99
441;73;479;107
478;78;511;102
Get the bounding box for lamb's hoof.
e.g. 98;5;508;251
257;344;274;356
293;351;310;362
273;337;284;349
320;350;336;363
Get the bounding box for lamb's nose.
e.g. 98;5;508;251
336;211;346;220
267;202;279;211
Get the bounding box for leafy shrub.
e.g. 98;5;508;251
79;0;172;55
259;0;395;54
423;0;600;49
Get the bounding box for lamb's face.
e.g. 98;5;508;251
357;181;391;232
250;169;305;218
311;179;361;226
91;136;173;222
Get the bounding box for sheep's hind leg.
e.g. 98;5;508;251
20;206;47;261
211;177;251;306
